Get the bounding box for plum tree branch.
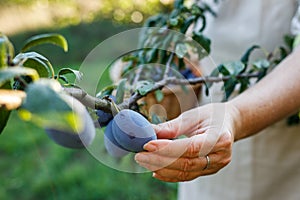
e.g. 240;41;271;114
123;71;261;108
63;87;112;113
64;72;261;111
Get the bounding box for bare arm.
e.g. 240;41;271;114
229;47;300;141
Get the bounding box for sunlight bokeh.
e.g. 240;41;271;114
0;0;173;35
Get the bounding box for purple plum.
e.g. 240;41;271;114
45;95;96;149
112;109;157;152
96;95;116;127
104;120;129;157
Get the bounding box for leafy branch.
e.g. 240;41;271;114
1;0;300;138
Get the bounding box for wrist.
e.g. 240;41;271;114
225;101;243;141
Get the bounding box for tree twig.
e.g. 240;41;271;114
163;52;174;79
64;72;261;111
63;87;112;112
124;72;261;108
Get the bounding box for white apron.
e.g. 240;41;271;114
178;1;300;200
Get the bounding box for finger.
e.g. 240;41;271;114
152;172;179;183
153;118;181;139
153;108;203;139
136;151;226;172
143;134;218;158
135;152;209;172
152;166;217;182
211;131;233;149
153;168;203;182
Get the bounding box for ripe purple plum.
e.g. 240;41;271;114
104;120;129;157
112;109;157;152
96;110;113;127
96;95;116;127
45;95;96;149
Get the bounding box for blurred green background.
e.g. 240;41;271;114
0;0;179;199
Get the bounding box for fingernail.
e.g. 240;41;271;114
143;143;157;152
135;154;148;163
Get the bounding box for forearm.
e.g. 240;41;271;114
228;47;300;141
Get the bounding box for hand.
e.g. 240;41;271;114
135;103;236;182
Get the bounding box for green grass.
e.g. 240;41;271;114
0;110;177;200
1;60;177;200
1;19;178;200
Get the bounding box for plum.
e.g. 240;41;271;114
112;109;157;152
45;95;96;149
104;120;129;157
96;110;113;127
181;68;196;79
96;95;116;127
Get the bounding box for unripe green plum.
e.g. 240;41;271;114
45;95;96;149
104;120;129;157
112;109;157;152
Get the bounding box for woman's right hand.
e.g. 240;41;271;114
135;103;239;182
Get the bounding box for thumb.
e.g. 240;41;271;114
152;118;181;139
152;107;203;139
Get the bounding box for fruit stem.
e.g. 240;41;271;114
111;100;120;115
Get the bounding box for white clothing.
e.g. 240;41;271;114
179;1;300;200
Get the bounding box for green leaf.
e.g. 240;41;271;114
169;18;179;26
0;108;10;134
115;78;127;104
252;59;270;69
146;48;158;63
0;81;12;134
180;16;196;33
21;79;68;113
136;81;155;96
58;68;83;83
0;38;7;69
240;45;260;64
13;52;54;77
205;66;220;96
23;58;50;78
223;77;237;101
14;52;48;63
293;34;300;49
206;67;219;93
284;34;295;50
96;85;117;98
0;33;15;69
154;89;164;102
18;79;82;132
238;78;250;93
175;43;188;58
286;113;300;125
195;15;206;32
192;32;211;57
162;33;173;50
0;66;39;87
21;33;68;52
143;14;165;28
174;0;184;9
222;61;245;75
217;64;230;76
